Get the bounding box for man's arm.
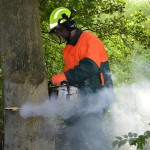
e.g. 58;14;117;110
65;57;99;85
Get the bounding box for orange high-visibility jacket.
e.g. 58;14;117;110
64;29;113;91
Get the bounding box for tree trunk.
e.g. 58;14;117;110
0;0;55;149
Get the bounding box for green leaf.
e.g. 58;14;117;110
123;135;128;138
122;139;128;145
128;132;133;138
133;133;138;137
115;136;122;140
112;140;118;147
118;141;124;148
145;131;150;137
129;138;134;145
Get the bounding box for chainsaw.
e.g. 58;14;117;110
48;81;79;102
4;81;79;112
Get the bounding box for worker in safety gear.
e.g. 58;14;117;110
49;7;113;93
49;7;113;150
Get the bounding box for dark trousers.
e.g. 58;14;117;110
65;113;112;150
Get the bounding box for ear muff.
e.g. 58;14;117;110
58;14;76;31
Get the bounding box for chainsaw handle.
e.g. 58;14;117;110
48;81;59;96
60;81;70;95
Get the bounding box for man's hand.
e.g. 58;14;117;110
51;73;67;85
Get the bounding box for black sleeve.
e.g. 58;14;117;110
65;57;99;85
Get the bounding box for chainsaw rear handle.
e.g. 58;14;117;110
60;81;70;95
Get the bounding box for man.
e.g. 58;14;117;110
49;7;113;150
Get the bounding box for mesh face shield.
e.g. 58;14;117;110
49;20;76;44
49;34;66;44
49;25;68;44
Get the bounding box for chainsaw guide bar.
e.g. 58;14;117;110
4;107;20;111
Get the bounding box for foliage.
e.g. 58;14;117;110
38;0;150;86
42;33;64;78
125;0;150;18
112;130;150;149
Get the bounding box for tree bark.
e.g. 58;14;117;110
0;0;55;149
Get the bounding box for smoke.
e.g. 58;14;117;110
20;87;115;149
113;80;150;134
20;57;150;149
105;80;150;150
20;80;150;149
20;88;114;120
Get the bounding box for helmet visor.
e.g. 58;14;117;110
49;26;68;44
49;30;65;44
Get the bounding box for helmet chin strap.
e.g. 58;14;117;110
65;30;71;42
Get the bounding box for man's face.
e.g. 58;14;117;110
54;26;68;39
